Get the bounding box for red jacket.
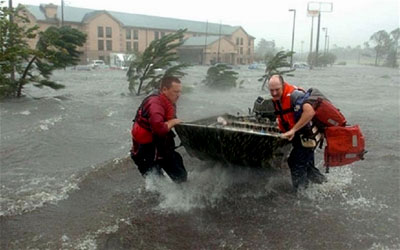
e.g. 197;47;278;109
132;92;176;144
273;82;299;132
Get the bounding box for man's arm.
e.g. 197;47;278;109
147;100;170;136
147;100;182;136
166;118;181;130
281;103;315;141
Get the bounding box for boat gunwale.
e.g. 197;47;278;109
178;122;282;138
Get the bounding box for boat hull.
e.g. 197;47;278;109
175;114;290;168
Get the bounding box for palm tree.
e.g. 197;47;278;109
127;29;188;95
260;51;295;90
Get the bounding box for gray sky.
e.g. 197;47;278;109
10;0;400;52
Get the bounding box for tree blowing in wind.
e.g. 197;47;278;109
127;29;188;95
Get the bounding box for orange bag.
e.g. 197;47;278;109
324;125;366;167
314;98;347;127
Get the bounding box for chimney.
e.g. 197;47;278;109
40;3;58;19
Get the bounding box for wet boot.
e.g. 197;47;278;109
291;169;309;191
159;151;187;183
307;164;327;184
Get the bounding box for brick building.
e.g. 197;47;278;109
21;3;255;66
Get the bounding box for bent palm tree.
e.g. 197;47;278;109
259;51;295;90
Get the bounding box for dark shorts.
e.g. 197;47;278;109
131;142;187;183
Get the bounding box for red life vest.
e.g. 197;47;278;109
324;125;366;167
273;82;299;132
132;92;176;144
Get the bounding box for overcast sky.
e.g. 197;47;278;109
10;0;400;52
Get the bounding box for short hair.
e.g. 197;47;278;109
268;74;285;85
160;76;181;89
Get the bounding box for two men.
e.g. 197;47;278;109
131;74;325;190
130;76;187;183
268;75;326;190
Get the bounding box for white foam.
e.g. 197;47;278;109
0;174;80;216
19;110;31;115
239;176;287;199
144;164;284;212
298;165;390;213
300;165;354;201
67;218;125;250
368;242;400;250
38;115;63;131
344;193;389;211
106;110;116;117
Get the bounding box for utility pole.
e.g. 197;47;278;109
289;9;296;67
61;0;64;26
203;20;208;65
217;21;221;63
9;0;15;83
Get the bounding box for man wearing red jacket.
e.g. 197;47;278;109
268;74;326;190
131;76;187;183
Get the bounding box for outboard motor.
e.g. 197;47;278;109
252;96;276;122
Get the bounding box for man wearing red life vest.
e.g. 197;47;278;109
130;76;187;183
268;75;326;190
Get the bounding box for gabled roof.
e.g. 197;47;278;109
23;4;244;36
231;26;256;39
82;10;123;25
182;36;221;46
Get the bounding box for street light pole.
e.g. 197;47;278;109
327;36;330;52
309;15;314;69
322;27;328;54
315;11;321;67
308;1;333;67
289;9;296;67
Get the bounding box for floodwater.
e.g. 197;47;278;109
0;65;399;249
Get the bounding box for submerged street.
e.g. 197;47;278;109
0;65;399;249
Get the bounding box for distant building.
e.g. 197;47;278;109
20;4;255;65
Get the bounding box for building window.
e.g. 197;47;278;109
133;30;138;40
161;32;165;37
106;27;112;38
154;31;159;40
240;47;243;54
240;38;243;45
126;29;131;39
99;56;105;61
98;26;104;38
247;48;251;55
133;41;138;52
98;40;104;51
126;41;132;51
236;38;239;45
248;40;251;46
106;40;112;51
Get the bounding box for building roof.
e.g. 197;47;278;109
23;4;243;36
182;36;222;46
